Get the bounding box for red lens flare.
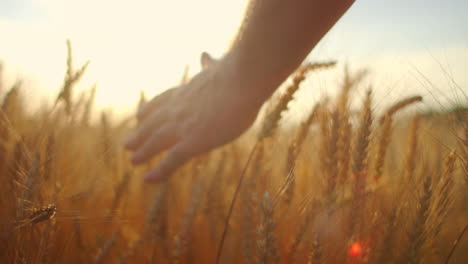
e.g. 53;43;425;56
349;242;363;257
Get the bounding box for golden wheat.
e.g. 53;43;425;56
0;43;466;264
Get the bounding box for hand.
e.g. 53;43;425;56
124;52;264;183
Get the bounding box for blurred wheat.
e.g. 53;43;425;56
0;41;467;264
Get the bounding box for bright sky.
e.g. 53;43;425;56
0;0;467;117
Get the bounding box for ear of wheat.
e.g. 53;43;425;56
1;42;466;264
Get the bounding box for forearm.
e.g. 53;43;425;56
226;0;355;102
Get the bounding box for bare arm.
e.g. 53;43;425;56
125;0;356;183
228;0;355;102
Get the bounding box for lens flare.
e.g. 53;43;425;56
349;242;363;257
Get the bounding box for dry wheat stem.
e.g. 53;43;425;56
216;142;260;264
444;223;468;264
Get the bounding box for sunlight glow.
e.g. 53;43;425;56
349;242;363;257
1;0;249;115
0;0;466;117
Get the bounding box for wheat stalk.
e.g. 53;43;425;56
256;191;279;264
373;95;422;181
400;175;432;264
348;89;373;238
307;234;322;264
94;231;119;264
404;114;420;182
55;40;90;115
172;178;204;263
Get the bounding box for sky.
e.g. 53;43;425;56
0;0;467;117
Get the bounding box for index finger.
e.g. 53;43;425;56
144;139;198;183
137;87;178;122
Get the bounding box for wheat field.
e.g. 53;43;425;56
0;42;467;264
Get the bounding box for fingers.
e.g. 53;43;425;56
130;125;177;164
144;139;197;183
124;111;167;150
137;88;175;122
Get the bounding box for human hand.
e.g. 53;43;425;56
124;52;265;183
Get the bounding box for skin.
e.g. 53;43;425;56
124;0;356;183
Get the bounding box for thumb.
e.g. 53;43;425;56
200;51;217;70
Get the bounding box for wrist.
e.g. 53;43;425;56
217;51;282;109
